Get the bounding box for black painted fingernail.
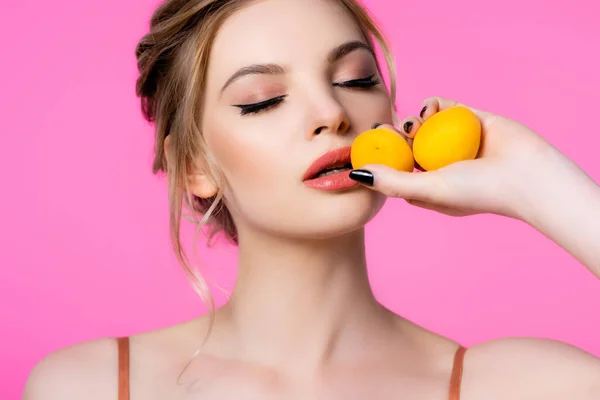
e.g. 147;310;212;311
371;122;382;129
419;106;427;118
349;170;374;186
403;121;414;134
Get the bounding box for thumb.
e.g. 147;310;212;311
349;164;444;202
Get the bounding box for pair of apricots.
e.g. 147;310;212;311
351;106;481;172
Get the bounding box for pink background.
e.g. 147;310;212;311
1;0;599;398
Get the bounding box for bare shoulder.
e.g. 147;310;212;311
23;337;120;400
22;316;210;400
461;337;600;399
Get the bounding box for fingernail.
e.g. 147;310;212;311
349;170;374;186
419;106;427;118
403;121;414;134
371;122;382;129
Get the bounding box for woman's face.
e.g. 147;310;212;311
200;0;393;239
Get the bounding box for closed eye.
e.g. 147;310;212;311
233;95;287;115
232;75;379;116
333;74;380;89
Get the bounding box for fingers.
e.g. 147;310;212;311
399;116;422;139
419;96;457;120
371;96;489;140
371;96;488;141
420;96;491;121
406;199;470;217
370;120;424;171
350;163;445;202
372;116;422;140
348;163;472;217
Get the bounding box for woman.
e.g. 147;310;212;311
24;0;600;398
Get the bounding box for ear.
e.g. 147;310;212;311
164;136;218;199
188;166;218;199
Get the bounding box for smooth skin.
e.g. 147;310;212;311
23;0;600;399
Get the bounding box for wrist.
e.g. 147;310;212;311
515;148;599;228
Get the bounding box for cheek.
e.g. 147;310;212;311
341;90;394;129
204;122;297;211
372;94;394;122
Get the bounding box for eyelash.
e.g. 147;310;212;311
332;74;381;89
234;95;287;116
234;75;380;115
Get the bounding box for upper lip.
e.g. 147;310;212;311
303;146;353;180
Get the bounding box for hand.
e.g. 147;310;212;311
353;96;571;220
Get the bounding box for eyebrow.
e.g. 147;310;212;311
327;40;374;64
219;40;375;95
220;64;285;95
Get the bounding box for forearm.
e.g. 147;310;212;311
520;149;600;279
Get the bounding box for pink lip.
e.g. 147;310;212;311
303;146;359;191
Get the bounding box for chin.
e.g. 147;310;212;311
230;186;387;242
271;188;387;240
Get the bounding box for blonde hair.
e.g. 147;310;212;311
135;0;397;309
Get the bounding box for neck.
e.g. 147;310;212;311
219;228;395;370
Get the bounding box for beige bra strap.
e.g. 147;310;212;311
448;346;467;400
117;337;130;400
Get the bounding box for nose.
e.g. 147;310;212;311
305;93;350;139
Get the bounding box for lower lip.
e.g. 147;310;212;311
303;170;359;191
